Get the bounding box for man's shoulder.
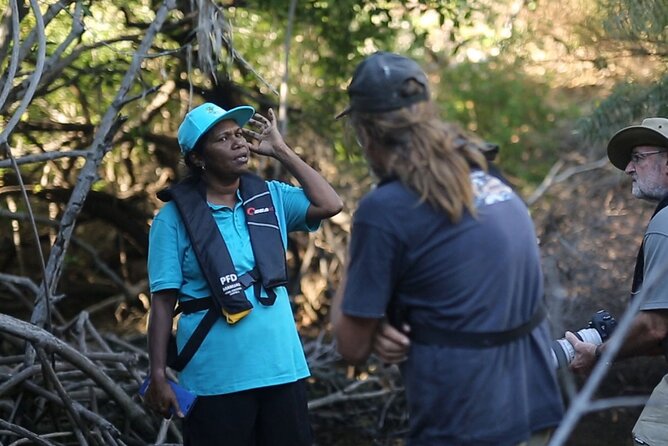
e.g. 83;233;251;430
356;180;416;217
361;179;414;204
654;203;668;219
648;204;668;234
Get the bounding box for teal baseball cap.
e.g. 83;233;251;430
177;102;255;154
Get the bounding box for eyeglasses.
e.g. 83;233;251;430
630;150;666;164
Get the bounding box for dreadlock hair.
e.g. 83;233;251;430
349;84;488;223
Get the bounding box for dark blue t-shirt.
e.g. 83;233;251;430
342;171;563;445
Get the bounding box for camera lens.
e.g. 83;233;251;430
551;338;575;369
577;328;603;346
551;328;604;369
551;310;616;369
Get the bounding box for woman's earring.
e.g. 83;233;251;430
200;163;206;171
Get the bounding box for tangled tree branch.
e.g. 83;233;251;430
29;0;176;330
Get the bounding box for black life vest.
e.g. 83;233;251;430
156;173;288;371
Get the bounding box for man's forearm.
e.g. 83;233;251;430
606;310;668;359
330;275;347;328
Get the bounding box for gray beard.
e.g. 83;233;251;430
632;183;668;202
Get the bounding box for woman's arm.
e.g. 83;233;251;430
245;109;343;221
144;290;183;418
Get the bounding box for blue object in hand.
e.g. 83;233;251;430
139;376;197;417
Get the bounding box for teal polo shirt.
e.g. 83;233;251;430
148;180;317;395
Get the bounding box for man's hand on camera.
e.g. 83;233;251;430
565;331;597;376
373;320;411;364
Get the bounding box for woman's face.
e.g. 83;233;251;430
197;119;251;177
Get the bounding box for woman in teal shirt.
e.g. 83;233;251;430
144;102;342;445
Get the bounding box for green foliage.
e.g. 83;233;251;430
436;59;576;184
578;74;668;145
226;0;492;140
600;0;667;44
578;0;667;144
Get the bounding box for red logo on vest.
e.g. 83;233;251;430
246;206;274;216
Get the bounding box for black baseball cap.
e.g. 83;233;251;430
335;52;430;119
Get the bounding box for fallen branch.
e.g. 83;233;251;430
0;364;40;397
527;156;609;206
21;381;121;438
30;0;177;330
308;377;400;410
0;149;89;168
0;313;153;436
35;348;90;446
0;418;59;446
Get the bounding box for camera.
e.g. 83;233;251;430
481;142;500;162
551;309;617;369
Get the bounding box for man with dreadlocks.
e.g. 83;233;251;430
331;52;563;446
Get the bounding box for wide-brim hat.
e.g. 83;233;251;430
607;117;668;170
178;102;255;154
335;51;429;119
